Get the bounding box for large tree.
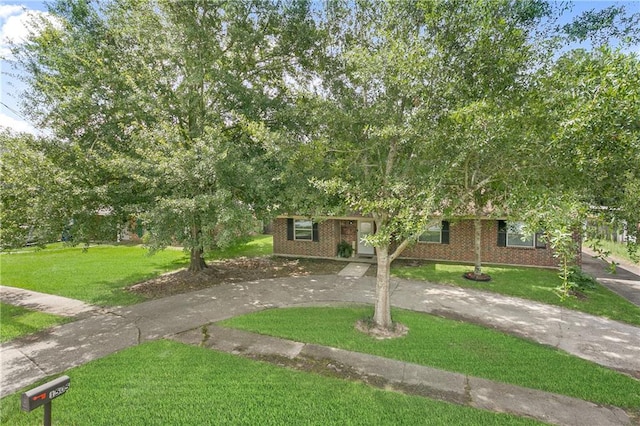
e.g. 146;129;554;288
443;101;534;280
9;0;312;269
288;0;554;330
438;2;552;279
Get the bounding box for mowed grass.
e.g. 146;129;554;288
219;306;640;409
392;263;640;326
0;303;70;342
0;236;272;341
205;234;273;260
0;340;543;426
0;236;274;307
0;244;189;306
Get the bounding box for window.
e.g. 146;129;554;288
506;221;534;247
418;221;450;244
419;225;442;243
286;218;319;242
294;219;313;241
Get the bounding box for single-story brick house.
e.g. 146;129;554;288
273;215;573;268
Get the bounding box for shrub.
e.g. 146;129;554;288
337;240;353;258
567;266;598;291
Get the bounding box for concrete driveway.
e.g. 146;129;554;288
2;265;639;425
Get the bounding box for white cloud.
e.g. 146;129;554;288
0;7;59;59
0;5;24;19
0;112;39;135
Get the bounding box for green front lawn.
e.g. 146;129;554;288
219;306;640;409
0;340;542;425
0;236;273;307
0;303;70;342
205;234;273;259
392;262;640;326
0;244;189;306
3;236;637;326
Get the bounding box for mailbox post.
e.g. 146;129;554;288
21;376;70;426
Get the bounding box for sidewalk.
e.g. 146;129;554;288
581;248;640;307
171;325;630;426
0;285;97;317
2;275;639;425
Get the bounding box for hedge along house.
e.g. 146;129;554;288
273;215;569;268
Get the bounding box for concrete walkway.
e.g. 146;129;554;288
337;262;370;278
1;275;639;425
0;285;97;317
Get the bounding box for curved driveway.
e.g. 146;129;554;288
2;274;639;399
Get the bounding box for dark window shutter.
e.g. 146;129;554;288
535;232;546;248
312;222;319;242
441;221;450;244
287;218;294;241
497;220;507;247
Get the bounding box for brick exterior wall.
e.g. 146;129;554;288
401;220;558;268
273;218;342;258
340;220;358;248
274;217;565;268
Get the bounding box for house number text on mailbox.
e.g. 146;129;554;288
21;376;70;412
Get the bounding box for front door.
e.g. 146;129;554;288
357;220;375;256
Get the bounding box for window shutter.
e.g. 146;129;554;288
441;221;450;244
497;220;507;247
287;218;294;241
312;222;319;242
535;232;546;248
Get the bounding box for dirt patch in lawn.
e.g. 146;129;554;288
127;257;347;299
355;319;409;339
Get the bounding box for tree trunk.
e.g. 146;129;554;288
188;247;207;272
474;215;482;277
373;245;393;330
188;223;207;272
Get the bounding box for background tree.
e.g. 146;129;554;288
438;0;552;280
0;129;122;249
527;47;640;268
0;130;67;248
444;102;530;280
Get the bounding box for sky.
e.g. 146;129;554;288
0;0;50;134
1;0;639;135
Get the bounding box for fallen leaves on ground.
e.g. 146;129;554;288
127;257;350;299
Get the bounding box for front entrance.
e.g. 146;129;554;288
357;220;375;256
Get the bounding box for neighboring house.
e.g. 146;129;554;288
273;215;569;268
118;217;145;243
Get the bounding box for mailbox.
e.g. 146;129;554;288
21;375;70;412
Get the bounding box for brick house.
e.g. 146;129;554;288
273;215;566;268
